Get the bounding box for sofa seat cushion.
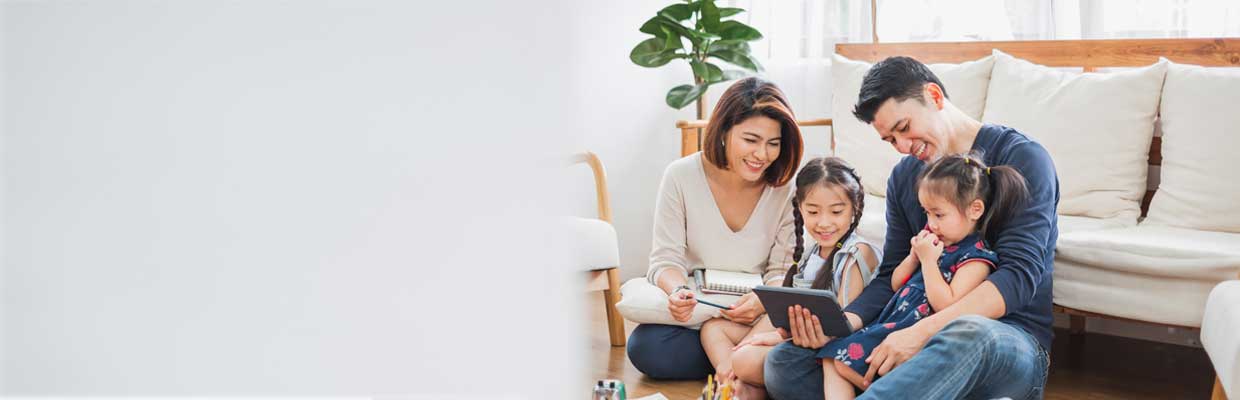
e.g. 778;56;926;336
1056;225;1240;280
1053;225;1240;327
1203;280;1240;398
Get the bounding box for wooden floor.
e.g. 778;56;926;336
586;295;1215;400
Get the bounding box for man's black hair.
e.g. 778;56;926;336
852;56;949;124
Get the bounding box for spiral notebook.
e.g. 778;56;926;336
695;269;763;295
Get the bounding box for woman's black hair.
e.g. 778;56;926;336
915;151;1029;245
782;157;865;290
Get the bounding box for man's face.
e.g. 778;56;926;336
870;85;949;163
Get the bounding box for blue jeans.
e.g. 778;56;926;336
764;315;1049;400
626;324;714;380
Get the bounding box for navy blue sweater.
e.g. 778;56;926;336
843;124;1060;350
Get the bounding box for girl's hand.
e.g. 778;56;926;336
667;288;697;322
720;292;764;324
783;305;831;349
911;230;944;263
732;331;786;351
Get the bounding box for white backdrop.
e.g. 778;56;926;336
3;1;582;397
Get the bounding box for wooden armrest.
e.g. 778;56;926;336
571;152;612;223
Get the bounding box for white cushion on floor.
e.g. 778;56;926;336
1203;280;1240;398
615;278;742;328
567;217;620;272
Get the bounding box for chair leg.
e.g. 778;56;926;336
1215;375;1229;400
1068;314;1086;368
603;267;626;347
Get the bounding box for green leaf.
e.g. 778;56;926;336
719;7;744;17
662;28;683;52
690;60;724;82
667;83;710;109
708;49;763;72
639;16;666;37
659;3;692;20
708;39;750;53
700;0;721;33
717;20;763;41
631;38;681;67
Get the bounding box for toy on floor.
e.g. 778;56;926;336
593;379;626;400
699;375;735;400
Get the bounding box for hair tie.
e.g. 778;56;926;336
835;242;843;249
964;157;971;165
986;167;991;175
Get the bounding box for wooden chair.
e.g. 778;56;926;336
574;151;625;346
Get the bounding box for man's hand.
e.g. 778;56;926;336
862;322;934;388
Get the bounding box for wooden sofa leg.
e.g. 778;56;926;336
1069;314;1086;368
603;267;626;347
1215;375;1229;400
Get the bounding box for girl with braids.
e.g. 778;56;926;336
815;151;1029;400
710;157;881;400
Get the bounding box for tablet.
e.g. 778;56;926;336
752;285;853;337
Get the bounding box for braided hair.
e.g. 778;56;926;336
782;157;866;290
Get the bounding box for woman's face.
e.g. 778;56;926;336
725;116;782;183
800;184;855;249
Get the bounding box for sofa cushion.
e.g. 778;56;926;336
831;53;995;198
1144;62;1240;233
1056;225;1240;281
1203;280;1240;398
1055;225;1240;327
982;50;1167;223
615;278;742;328
1054;255;1219;328
567;217;620;271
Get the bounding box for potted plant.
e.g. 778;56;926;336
630;0;764;120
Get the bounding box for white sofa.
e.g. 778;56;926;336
833;49;1240;334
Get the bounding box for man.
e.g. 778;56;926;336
764;57;1059;399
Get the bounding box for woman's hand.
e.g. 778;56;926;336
911;230;944;264
667;288;697;322
781;305;831;349
720;291;764;324
732;330;787;351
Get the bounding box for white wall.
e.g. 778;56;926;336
2;1;582;396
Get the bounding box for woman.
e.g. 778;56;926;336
626;77;803;380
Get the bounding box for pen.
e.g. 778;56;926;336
695;297;730;309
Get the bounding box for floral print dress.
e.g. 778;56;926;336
817;232;999;377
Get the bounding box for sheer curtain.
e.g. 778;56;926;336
718;0;1240;131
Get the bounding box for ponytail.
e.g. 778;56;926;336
980;165;1028;245
782;199;805;287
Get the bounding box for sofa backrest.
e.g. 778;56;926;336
834;38;1240;217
